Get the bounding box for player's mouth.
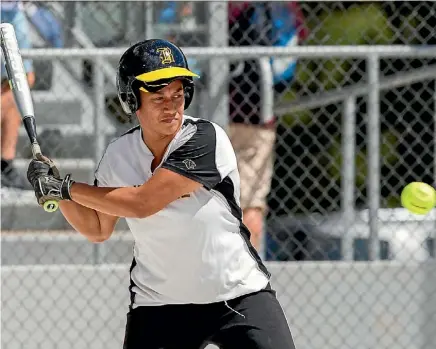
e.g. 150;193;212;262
161;116;177;123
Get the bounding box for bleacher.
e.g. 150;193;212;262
2;57;115;230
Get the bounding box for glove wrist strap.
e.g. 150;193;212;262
61;174;74;200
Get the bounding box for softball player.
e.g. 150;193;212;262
27;39;297;349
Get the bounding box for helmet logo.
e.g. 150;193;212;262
157;47;175;65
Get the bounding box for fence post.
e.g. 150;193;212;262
92;57;106;265
207;2;228;130
63;3;77;47
434;80;436;258
367;54;381;261
257;58;274;260
341;96;356;260
258;58;274;125
144;2;154;38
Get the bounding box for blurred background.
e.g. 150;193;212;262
1;1;436;349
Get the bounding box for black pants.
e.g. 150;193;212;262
123;285;296;349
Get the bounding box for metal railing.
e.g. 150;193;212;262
21;45;436;261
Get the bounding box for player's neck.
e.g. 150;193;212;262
141;128;173;163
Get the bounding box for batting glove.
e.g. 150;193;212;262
27;160;74;204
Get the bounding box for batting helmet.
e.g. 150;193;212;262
116;39;199;116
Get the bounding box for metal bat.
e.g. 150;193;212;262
0;23;59;213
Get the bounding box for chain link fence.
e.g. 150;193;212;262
2;2;436;349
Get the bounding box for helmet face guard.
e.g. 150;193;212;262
116;39;199;117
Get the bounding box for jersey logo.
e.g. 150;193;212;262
182;159;196;170
157;47;175;65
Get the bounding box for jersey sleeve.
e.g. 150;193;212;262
94;149;112;187
161;121;237;190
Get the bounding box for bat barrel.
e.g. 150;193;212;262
0;22;36;119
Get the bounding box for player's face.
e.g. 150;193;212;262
137;80;185;137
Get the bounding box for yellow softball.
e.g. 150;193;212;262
401;182;436;215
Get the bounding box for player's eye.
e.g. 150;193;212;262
152;97;164;103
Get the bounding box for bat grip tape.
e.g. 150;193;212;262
23;115;38;144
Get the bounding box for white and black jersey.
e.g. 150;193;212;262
94;115;270;307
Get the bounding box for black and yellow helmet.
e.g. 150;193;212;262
116;39;199;115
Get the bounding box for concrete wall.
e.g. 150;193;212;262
2;262;435;349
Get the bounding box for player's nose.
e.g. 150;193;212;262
163;100;178;114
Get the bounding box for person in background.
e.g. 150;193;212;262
228;1;308;253
25;2;64;48
1;0;34;189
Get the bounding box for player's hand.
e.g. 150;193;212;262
27;160;74;205
27;159;59;185
34;154;61;179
